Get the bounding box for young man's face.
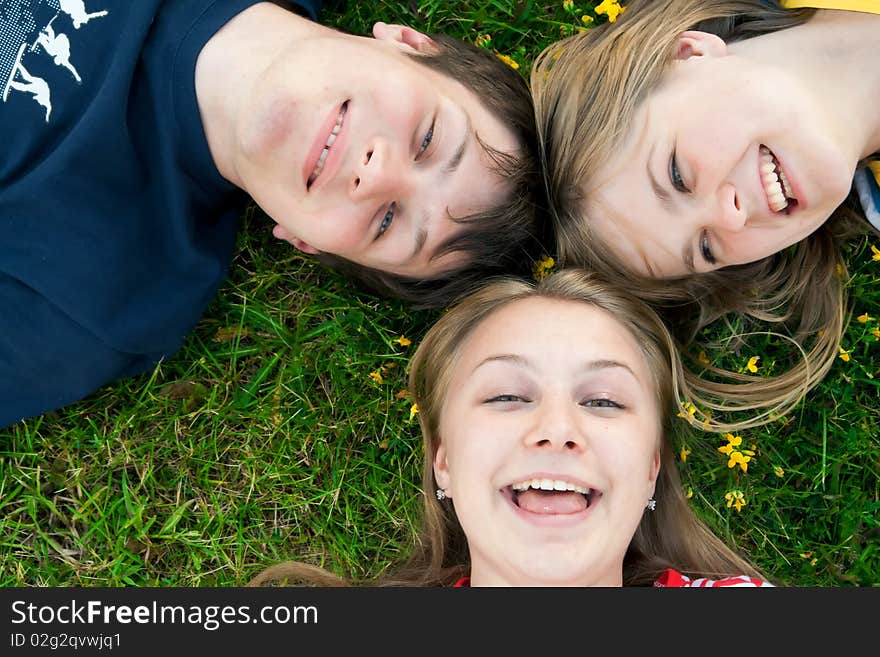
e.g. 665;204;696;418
233;22;521;278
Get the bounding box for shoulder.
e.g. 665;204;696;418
654;569;773;588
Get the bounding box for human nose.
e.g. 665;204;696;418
524;397;586;452
710;182;747;232
349;139;410;201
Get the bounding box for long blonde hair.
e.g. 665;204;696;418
531;0;871;432
249;270;769;587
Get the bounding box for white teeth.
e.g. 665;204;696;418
511;478;592;495
308;103;348;187
759;145;796;212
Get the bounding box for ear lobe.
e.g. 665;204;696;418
432;441;452;496
674;30;727;61
648;448;662;498
372;21;438;55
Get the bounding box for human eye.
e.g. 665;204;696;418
669;150;690;193
699;229;717;265
485;394;529;404
581;398;624;409
416;118;435;160
375;203;395;240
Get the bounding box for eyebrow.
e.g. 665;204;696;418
472;354;639;380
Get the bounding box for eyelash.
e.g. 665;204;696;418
699;230;717;265
486;394;528;403
375;120;435;240
670;150;690;193
581;398;624;410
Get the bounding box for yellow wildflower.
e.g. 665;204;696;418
409;403;419;422
474;34;491;48
680;449;691;463
581;14;594;25
677;401;697;421
685;486;694;499
746;356;760;373
496;53;519;70
773;465;785;477
395;389;409;399
532;255;556;281
836;263;846;277
563;0;574;9
873;327;880;340
368;370;384;385
838;347;850;362
872;245;880;261
594;0;626;22
799;551;813;559
718;443;734;456
724;433;743;448
725;490;746;513
697;350;710;366
728;450;752;473
393;336;412;347
857;313;872;323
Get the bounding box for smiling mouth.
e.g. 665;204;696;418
507;478;600;515
760;145;798;214
307;101;348;189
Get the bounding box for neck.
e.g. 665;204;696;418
194;2;321;186
731;10;880;161
468;563;624;587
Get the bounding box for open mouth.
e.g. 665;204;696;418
306;100;348;189
506;478;600;515
760;145;798;214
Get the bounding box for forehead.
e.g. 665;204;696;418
457;297;648;374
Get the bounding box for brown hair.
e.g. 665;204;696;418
316;33;549;310
531;0;873;428
248;270;769;587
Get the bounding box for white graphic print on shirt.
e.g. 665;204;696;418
1;0;107;122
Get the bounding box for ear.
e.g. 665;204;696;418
432;441;452;497
647;448;662;499
272;225;319;254
674;30;727;61
371;21;439;55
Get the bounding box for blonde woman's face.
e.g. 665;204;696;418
433;297;661;587
584;32;854;278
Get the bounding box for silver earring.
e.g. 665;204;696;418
646;498;656;511
435;488;447;501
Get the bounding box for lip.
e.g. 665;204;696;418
759;145;807;215
302;101;350;192
501;472;601;528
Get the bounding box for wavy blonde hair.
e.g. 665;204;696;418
249;270;770;587
531;0;873;431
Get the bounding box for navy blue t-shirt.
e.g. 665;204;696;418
0;0;320;427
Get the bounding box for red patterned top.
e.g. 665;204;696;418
453;569;773;587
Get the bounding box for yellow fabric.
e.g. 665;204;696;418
780;0;880;12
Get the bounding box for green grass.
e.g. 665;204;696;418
1;1;878;588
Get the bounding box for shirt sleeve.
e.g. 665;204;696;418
654;569;774;587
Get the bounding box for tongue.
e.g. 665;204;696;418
516;489;587;514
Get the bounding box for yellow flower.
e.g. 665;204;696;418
728;450;752;473
496;53;519;70
725;490;746;513
680;449;691;463
836;263;846;277
724;433;743;448
685;486;694;499
872;245;880;261
873;327;880;340
581;14;594;25
746;356;760;373
857;313;872;324
563;0;574;9
773;465;785;477
697;350;710;366
677;401;697;421
594;0;626;22
532;255;556;281
368;370;384;385
395;389;409;399
409;403;419;422
838;347;850;362
799;551;813;559
474;33;492;48
718;443;734;456
393;336;412;347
